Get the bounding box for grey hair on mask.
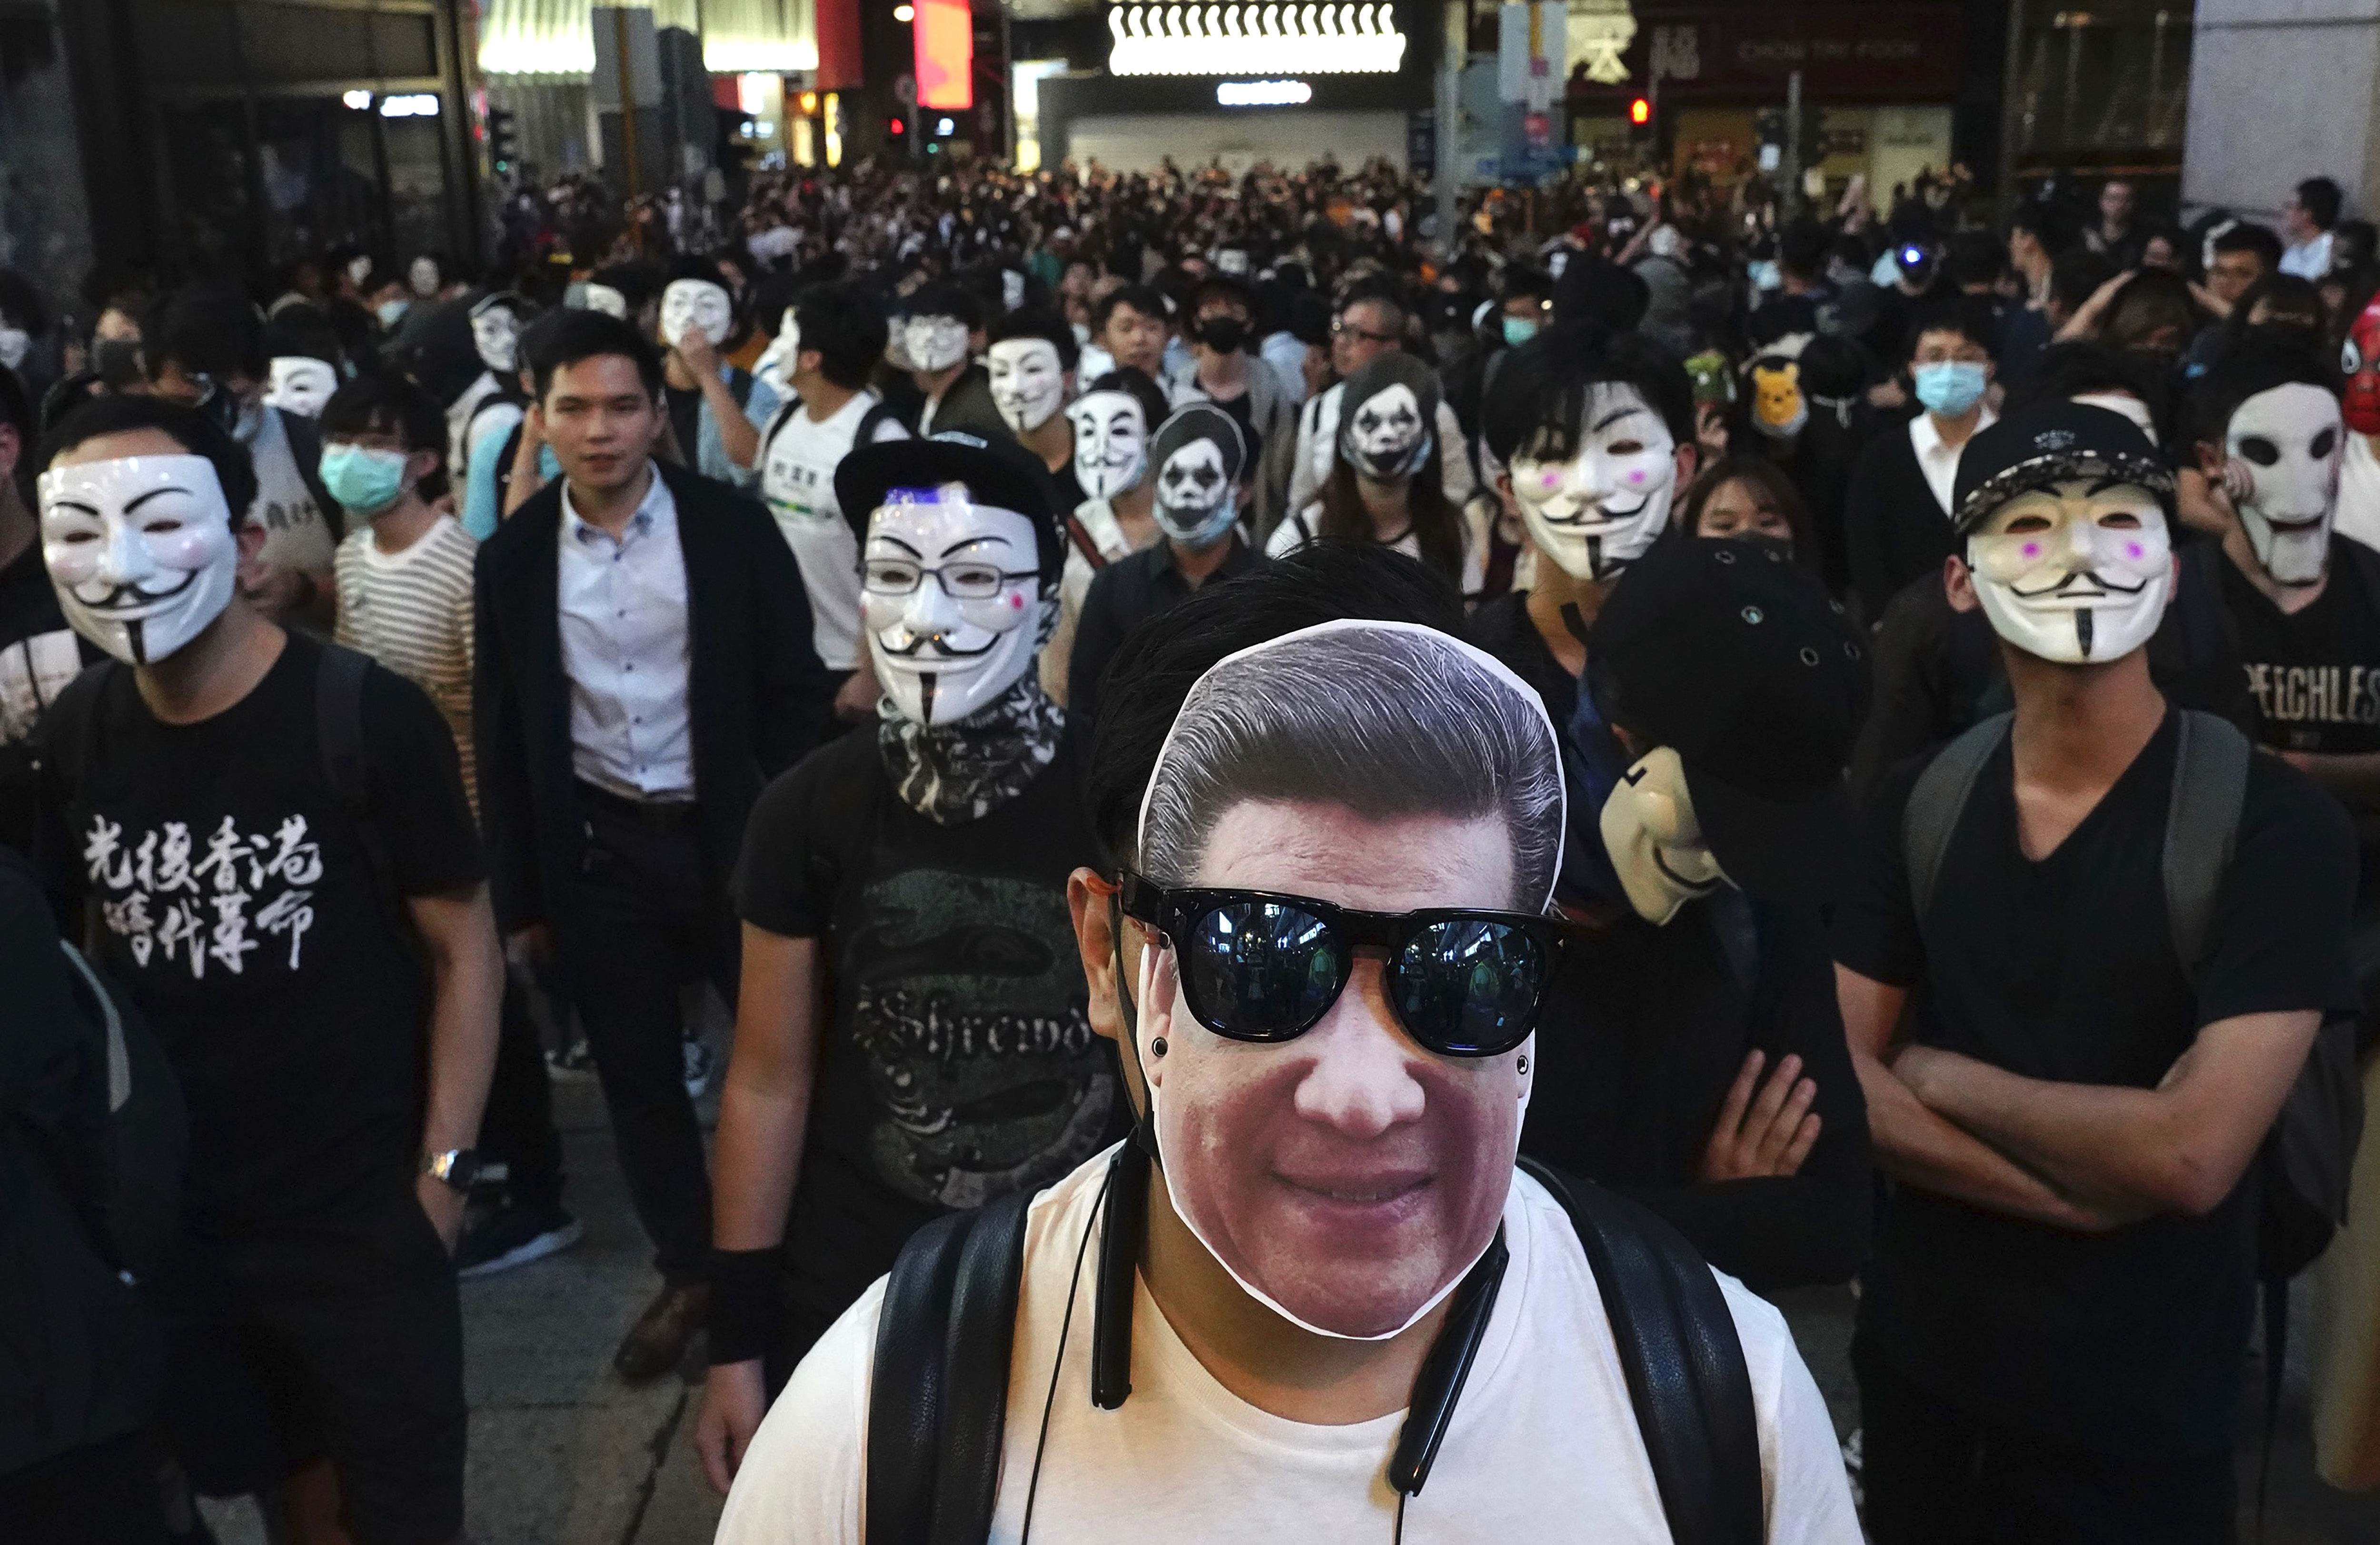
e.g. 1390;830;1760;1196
1137;622;1564;910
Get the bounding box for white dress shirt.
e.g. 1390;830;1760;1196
558;469;696;801
2280;230;2334;281
1908;405;1997;521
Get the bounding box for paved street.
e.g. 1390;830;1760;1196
194;1071;2380;1545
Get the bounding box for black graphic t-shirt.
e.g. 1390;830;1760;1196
2220;537;2380;755
734;720;1122;1309
37;634;484;1233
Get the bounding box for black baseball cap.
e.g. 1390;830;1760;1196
1586;538;1872;904
1950;399;2174;535
834;431;1062;577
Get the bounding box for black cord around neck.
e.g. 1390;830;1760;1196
1016;1163;1111;1545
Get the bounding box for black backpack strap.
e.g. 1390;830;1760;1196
928;1189;1036;1544
36;658;122;796
2163;709;2251;989
1520;1157;1764;1545
868;1210;974;1545
314;644;411;940
279;408;342;542
1903;710;2012;929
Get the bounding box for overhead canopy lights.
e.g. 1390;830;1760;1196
1216;79;1313;105
476;0;818;77
1108;2;1408;77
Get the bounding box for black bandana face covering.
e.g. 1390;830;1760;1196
878;673;1066;825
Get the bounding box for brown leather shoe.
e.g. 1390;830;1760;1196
614;1281;709;1383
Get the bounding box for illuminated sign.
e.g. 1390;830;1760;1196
1108;2;1407;77
1216;79;1313;105
379;93;441;118
914;0;973;110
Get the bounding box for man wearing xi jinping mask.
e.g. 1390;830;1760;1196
712;577;1857;1543
698;434;1122;1492
1833;401;2359;1543
1068;401;1264;719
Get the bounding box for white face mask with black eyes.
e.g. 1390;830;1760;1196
2223;382;2343;587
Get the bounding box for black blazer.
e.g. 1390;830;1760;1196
1841;417;1954;626
474;460;832;936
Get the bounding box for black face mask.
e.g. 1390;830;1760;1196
1194;315;1248;354
93;339;142;390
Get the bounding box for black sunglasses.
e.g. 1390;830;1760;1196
1119;872;1564;1058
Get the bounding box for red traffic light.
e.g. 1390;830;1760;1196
889;116;906;134
1628;97;1651;126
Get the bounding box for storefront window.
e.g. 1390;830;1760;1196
2009;0;2190;174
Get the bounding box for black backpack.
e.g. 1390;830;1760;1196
861;1146;1764;1545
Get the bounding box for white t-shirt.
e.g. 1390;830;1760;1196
759;390;909;671
716;1152;1860;1545
1268;501;1488;600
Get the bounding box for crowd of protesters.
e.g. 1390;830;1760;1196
4;146;2380;1545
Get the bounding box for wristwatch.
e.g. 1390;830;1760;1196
421;1148;485;1191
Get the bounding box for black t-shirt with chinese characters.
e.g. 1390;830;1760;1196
733;720;1124;1320
2219;537;2380;755
1831;710;2357;1457
37;633;484;1234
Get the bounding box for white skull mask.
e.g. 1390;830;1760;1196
2225;382;2342;587
262;356;338;419
751;309;802;396
660;279;733;349
1339;381;1431;482
581;283;629;320
987;338;1066;434
1966;478;2174;664
408;256;440;298
902;314;971;374
1599;746;1728;925
863;486;1051;726
472;306;522;375
1507;383;1680;580
1066;391;1149;499
40;455;241;666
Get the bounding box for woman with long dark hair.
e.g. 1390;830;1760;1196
1266;352;1478;593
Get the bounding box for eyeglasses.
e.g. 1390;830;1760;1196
863;558;1039;598
1119;872;1564;1057
1332;319;1402;345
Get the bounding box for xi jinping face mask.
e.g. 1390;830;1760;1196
1506;382;1680;579
1965;478;2172;664
41;455;241;666
2224;381;2343;587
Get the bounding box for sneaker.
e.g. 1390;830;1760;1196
456;1202;585;1280
682;1035;715;1099
546;1036;598;1081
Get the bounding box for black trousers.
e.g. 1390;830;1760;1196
0;1432;163;1545
477;975;564;1213
566;785;736;1284
1855;1337;2235;1545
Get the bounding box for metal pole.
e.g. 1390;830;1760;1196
1436;0;1459;254
1002;4;1017;164
615;8;643;209
1781;68;1802;218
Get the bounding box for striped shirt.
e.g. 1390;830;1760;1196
334;515;479;811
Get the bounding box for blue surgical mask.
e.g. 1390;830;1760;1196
1913;359;1989;418
1502;315;1540;347
376;297;412;329
319;444;411;517
1747;260;1782;293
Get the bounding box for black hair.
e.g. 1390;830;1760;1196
1084;542;1465;866
0;269;48;339
1674;455;1821;573
1778;219;1832;281
1550;257;1648;333
2049;247;2117;318
792;281;891;391
1905;296;2001;363
1500;265;1553;306
1336;283;1411;337
2298;177;2343;233
319;370;445;454
906;281;986;335
39;395;258;525
1081;367;1171;436
2184;332;2337;459
1188;272;1259;321
2006;341;2166;432
263;311;344;372
1094;284;1169;334
0;362;32;506
986;306;1081;374
2211;220;2284;271
1284;290;1332;348
532;309;664;400
144;284;268;383
2102;268;2202;359
1480;324;1696;466
2008;199;2077;256
1945;230;2005;291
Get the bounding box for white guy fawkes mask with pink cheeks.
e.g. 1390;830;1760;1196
40;455;241;666
1507;383;1679;579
